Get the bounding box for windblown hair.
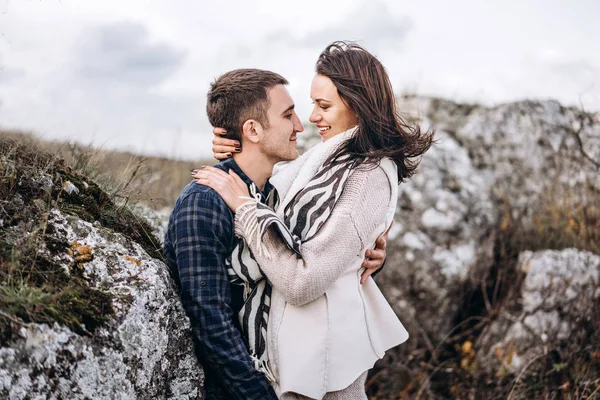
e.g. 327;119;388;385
316;41;434;182
206;69;288;142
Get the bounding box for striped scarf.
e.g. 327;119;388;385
227;134;357;382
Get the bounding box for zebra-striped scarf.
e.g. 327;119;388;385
227;129;357;381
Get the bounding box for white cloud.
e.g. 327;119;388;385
0;0;598;160
73;22;186;87
265;1;413;52
0;54;25;85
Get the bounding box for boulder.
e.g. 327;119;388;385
379;96;600;343
0;138;204;399
476;248;600;374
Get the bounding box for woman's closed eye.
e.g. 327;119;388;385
311;100;329;110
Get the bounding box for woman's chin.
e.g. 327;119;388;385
321;131;340;142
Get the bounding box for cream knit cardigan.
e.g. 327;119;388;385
234;130;409;399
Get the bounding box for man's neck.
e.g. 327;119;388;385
232;152;275;192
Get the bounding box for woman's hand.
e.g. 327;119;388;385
212;127;241;160
192;166;250;212
360;221;393;284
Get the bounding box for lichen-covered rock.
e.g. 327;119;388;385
377;97;600;342
423;97;600;216
0;209;203;399
365;96;600;398
476;248;600;374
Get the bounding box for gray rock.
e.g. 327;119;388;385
131;204;172;245
377;96;600;344
291;97;600;353
62;181;80;195
0;209;203;399
476;248;600;374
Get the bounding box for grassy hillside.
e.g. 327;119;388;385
0;130;212;211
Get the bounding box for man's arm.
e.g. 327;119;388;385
173;191;277;400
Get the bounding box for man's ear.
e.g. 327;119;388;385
242;120;263;144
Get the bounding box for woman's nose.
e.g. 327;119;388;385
309;110;321;123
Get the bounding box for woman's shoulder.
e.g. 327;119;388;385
339;161;393;203
338;158;397;213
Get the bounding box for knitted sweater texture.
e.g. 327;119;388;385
235;165;391;399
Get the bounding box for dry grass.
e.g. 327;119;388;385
0;130;212;210
498;182;600;256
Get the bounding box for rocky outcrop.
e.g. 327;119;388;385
366;97;600;397
0;139;203;399
476;248;600;375
298;99;599;359
376;98;598;332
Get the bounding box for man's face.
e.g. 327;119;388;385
259;84;304;163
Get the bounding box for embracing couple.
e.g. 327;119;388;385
164;41;433;399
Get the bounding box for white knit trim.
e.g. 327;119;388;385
236;198;272;260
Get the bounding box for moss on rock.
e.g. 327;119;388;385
0;137;162;345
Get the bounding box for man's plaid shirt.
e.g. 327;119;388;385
164;158;277;400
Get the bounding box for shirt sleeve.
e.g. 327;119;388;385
234;167;392;307
172;191;277;400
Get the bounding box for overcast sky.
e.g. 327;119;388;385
0;0;598;160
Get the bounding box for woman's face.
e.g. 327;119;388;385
309;74;359;141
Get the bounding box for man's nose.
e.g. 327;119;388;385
294;116;305;132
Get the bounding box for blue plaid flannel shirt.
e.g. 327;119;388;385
164;158;277;400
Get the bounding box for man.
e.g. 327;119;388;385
164;69;387;399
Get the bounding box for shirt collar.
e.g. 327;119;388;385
215;158;275;200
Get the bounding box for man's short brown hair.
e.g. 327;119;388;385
206;69;289;142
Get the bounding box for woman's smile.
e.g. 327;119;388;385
317;125;331;136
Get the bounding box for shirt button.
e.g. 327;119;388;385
200;281;206;286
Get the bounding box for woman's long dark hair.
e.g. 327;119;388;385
316;41;434;182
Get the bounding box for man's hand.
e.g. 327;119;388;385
360;221;393;284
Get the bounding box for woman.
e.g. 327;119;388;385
194;41;434;399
